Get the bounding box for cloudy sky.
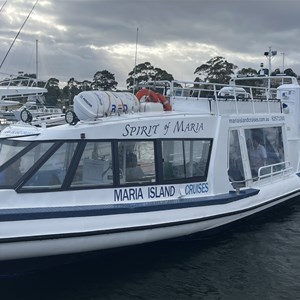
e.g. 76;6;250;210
0;0;300;88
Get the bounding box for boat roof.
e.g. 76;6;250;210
0;86;47;99
0;78;47;100
1;75;295;140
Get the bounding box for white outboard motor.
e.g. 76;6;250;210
74;91;139;120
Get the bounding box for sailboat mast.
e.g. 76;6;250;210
36;39;38;79
133;27;139;94
0;0;39;69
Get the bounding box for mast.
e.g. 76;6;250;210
36;39;38;79
133;27;139;94
281;52;285;74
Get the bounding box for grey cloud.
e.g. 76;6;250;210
1;0;299;86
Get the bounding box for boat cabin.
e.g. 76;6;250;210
0;77;295;196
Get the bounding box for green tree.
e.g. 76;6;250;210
237;68;258;77
81;80;92;91
45;77;60;106
126;62;174;91
271;67;297;77
67;77;81;105
270;68;281;76
234;67;261;87
61;78;93;106
194;56;238;84
152;67;174;82
92;70;118;91
283;68;297;77
61;85;70;105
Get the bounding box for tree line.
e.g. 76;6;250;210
3;56;298;107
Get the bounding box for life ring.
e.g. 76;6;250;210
135;89;159;103
156;93;172;111
135;89;172;111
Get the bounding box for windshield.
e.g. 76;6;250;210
0;141;54;187
0;140;31;167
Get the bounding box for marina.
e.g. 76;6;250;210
0;74;300;262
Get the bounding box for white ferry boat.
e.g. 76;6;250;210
0;75;299;261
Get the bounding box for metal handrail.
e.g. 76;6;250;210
169;80;281;116
230;161;292;192
258;161;292;181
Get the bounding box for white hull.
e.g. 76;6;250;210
1;175;299;261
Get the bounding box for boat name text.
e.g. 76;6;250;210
185;183;209;195
114;183;209;202
114;186;175;201
122;121;204;137
171;121;204;134
122;124;160;137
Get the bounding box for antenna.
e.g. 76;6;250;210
264;46;277;74
280;52;285;73
133;27;139;94
0;0;39;69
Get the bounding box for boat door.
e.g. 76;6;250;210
228;127;286;188
228;130;247;188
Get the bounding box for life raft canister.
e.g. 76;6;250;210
135;89;172;111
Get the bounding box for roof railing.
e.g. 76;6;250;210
135;77;289;116
0;77;47;88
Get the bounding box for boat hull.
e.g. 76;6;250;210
1;181;299;261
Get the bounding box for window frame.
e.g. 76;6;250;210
0;141;59;190
67;140;115;190
18;141;81;193
0;137;213;193
117;139;158;187
159;138;213;184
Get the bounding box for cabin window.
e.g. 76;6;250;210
118;141;156;184
21;142;78;190
245;127;284;178
162;139;211;181
0;142;54;187
70;141;113;187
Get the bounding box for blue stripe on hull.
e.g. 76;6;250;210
0;189;259;222
2;188;300;244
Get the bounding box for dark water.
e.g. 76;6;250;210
1;200;300;300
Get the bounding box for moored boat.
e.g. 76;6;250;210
2;95;62;122
0;75;299;261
